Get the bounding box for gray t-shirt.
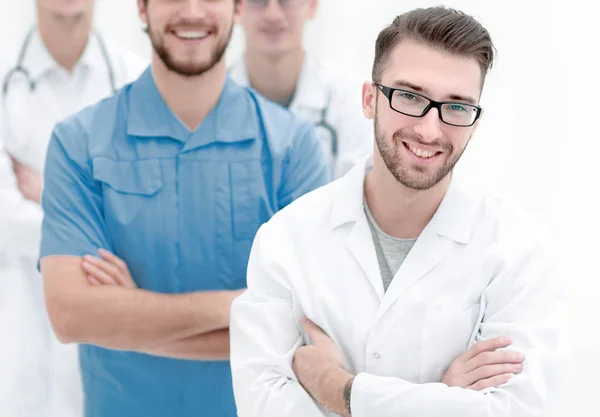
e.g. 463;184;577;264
364;199;417;292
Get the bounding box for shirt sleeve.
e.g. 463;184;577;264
230;222;328;417
350;239;571;417
40;121;111;261
277;121;330;209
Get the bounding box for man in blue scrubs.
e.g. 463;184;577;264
38;0;329;416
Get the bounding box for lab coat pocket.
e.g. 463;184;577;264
92;157;163;226
419;303;481;383
229;160;264;241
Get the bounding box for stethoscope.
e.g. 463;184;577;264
2;26;117;101
314;88;339;159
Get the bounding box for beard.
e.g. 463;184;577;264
374;110;468;191
147;22;233;77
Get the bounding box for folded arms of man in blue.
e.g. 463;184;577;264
229;7;570;417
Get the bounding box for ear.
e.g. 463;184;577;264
469;107;485;139
306;0;319;19
137;0;148;26
234;0;244;23
362;81;377;120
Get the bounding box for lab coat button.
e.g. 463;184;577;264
373;352;381;359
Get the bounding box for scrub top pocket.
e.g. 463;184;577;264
92;157;163;226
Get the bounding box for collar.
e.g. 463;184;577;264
291;53;329;111
77;31;111;73
21;28;107;80
127;67;260;147
229;52;329;111
330;156;479;244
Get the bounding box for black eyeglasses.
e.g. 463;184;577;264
374;82;482;127
246;0;304;8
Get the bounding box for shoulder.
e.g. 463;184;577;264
51;87;130;163
465;181;559;262
244;85;315;150
260;177;340;238
315;58;367;99
227;57;248;87
312;58;370;128
99;33;148;84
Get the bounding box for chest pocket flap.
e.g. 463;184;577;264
92;157;162;196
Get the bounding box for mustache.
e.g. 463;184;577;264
392;130;449;150
166;20;215;31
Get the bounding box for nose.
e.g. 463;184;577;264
181;0;208;20
263;0;286;20
413;107;443;143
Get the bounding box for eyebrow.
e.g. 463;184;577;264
389;80;478;105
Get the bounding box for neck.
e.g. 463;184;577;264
152;54;227;131
244;48;304;106
37;6;93;72
364;154;451;239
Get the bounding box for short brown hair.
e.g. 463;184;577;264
372;7;496;85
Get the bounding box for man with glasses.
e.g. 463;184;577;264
230;7;569;417
230;0;372;179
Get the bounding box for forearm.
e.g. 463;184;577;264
142;329;231;360
49;286;234;351
235;372;327;417
349;373;537;417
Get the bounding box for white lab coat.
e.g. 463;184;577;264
0;28;146;417
229;54;373;179
230;157;571;417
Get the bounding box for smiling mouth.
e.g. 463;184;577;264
173;30;210;40
261;27;285;35
403;142;442;159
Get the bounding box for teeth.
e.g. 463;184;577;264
408;145;436;159
176;31;208;40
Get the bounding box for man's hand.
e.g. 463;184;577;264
443;336;525;390
11;157;42;204
293;318;354;416
81;249;138;289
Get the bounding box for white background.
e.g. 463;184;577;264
0;1;598;416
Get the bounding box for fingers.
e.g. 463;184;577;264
462;336;513;362
82;251;137;289
81;259;119;286
98;249;137;289
88;276;102;286
301;317;328;345
464;363;523;387
468;373;513;391
466;349;525;373
98;249;128;274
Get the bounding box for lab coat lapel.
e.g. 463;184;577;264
345;214;385;303
373;176;477;321
374;226;452;322
331;157;385;303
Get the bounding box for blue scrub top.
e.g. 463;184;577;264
39;67;330;417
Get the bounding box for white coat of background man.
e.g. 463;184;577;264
229;0;372;179
0;1;146;416
230;7;570;417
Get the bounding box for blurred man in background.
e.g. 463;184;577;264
230;0;373;179
0;1;146;416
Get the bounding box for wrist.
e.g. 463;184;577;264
320;367;354;416
343;375;355;417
